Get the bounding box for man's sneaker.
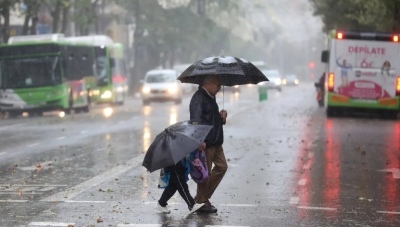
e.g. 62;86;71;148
156;203;171;214
189;203;205;215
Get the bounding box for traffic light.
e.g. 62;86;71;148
309;61;315;69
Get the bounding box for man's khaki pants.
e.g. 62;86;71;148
196;145;228;203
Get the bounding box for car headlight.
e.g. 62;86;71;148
274;78;281;85
295;79;299;84
116;86;124;92
234;85;239;88
142;86;150;94
167;84;178;94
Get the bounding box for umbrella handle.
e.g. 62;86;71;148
222;86;224;109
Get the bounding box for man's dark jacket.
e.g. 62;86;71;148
189;86;224;147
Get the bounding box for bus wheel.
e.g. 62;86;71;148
326;107;336;117
82;105;90;113
7;111;21;118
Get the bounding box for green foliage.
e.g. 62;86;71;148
310;0;400;32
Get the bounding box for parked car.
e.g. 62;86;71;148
141;69;183;105
283;74;299;86
258;69;282;91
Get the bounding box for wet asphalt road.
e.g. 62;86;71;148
0;82;400;227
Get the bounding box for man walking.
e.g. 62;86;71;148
189;75;228;213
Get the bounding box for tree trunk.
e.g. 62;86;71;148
52;0;62;33
30;16;38;35
2;7;10;43
22;15;31;35
61;2;70;34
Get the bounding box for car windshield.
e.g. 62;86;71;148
286;75;297;79
263;70;280;78
145;72;176;83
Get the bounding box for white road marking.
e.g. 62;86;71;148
145;201;181;205
289;197;299;204
298;206;336;211
0;192;42;195
377;211;400;215
18;161;54;171
218;203;258;207
41;154;145;202
65;200;106;203
0;200;28;202
0;184;67;187
0;123;23;131
378;168;400;179
80;130;87;134
57;136;65;140
229;164;239;167
298;179;307;186
205;226;250;227
27;143;39;147
117;225;162;227
37;186;57;192
28;222;74;226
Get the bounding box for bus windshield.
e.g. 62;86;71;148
0;56;61;89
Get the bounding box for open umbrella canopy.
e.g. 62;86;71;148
142;120;212;173
177;56;269;86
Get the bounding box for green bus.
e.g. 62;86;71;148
65;35;128;105
0;34;96;117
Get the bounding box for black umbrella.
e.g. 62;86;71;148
177;56;269;86
142;120;212;173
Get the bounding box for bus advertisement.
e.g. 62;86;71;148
321;30;400;118
0;34;94;117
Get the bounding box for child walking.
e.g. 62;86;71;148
156;155;204;215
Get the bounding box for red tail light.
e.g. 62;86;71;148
337;32;343;39
396;76;400;96
328;73;335;92
112;75;126;84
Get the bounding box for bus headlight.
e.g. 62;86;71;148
274;78;282;85
101;90;112;99
116;86;124;92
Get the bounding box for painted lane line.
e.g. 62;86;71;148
29;222;74;226
37;186;57;192
0;123;23;131
27;143;39;147
41;154;145;202
145;201;181;205
0;200;28;203
65;200;106;203
0;184;67;187
57;136;65;140
298;179;307;186
298;206;336;211
218;204;258;207
289;197;299;205
205;226;250;227
0;192;42;195
377;211;400;215
117;225;162;227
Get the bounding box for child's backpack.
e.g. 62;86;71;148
189;150;209;183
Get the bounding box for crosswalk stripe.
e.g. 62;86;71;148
28;222;74;226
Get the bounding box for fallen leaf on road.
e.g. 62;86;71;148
97;216;103;223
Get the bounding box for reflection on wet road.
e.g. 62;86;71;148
1;84;400;226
